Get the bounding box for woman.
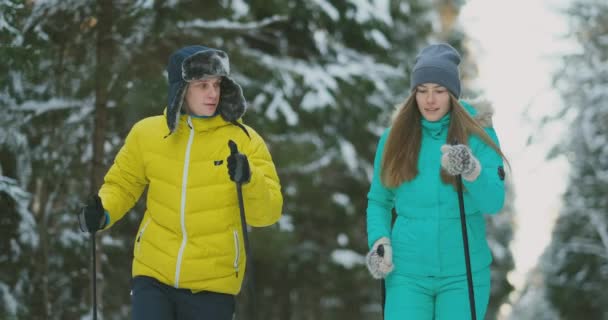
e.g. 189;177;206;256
365;43;507;319
80;45;283;319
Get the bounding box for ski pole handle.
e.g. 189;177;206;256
377;244;385;257
228;139;239;155
228;140;246;183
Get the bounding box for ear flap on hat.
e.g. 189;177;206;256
218;76;247;122
166;81;187;135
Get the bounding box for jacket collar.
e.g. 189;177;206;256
163;108;237;136
421;113;450;139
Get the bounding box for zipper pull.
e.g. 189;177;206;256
187;116;193;129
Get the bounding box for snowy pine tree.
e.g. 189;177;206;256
537;0;608;319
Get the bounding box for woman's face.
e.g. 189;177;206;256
185;77;221;116
415;83;451;121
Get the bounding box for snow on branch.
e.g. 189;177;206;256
264;89;299;125
312;0;340;21
282;151;337;174
0;9;20;36
585;209;608;259
266;132;325;146
241;46;400;113
331;249;365;269
0;176;38;248
10;98;93;116
347;0;393;25
177;15;287;31
561;238;608;260
0;283;17;316
0;176;30;210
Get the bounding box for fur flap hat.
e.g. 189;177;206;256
410;43;461;98
166;45;247;135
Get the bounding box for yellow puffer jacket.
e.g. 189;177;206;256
98;113;283;294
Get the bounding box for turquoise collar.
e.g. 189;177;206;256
421;113;450;139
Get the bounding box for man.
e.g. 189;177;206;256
81;45;283;319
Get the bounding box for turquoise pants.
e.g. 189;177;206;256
384;267;490;320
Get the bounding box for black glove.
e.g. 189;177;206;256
227;140;251;184
80;194;106;233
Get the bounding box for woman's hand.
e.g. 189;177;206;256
366;237;394;279
440;144;481;181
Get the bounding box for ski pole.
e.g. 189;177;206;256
455;162;476;320
91;232;98;320
377;244;386;319
228;140;257;320
381;278;386;319
79;205;99;320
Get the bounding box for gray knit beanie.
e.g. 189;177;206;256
410;43;461;97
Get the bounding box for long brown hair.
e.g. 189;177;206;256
380;94;508;188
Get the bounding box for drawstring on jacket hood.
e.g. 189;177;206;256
166;45;247;136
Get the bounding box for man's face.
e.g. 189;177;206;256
185;77;221;116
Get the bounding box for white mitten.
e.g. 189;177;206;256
366;237;394;279
440;144;481;181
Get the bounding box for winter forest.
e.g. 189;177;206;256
0;0;606;319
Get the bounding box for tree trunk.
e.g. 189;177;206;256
278;264;292;320
30;178;50;319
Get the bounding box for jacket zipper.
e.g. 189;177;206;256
135;218;151;255
175;116;194;288
233;230;240;278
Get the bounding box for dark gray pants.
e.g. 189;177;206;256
131;276;235;320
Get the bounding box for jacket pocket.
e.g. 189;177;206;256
233;229;240;277
135;219;151;256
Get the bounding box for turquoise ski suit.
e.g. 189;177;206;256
366;101;505;319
